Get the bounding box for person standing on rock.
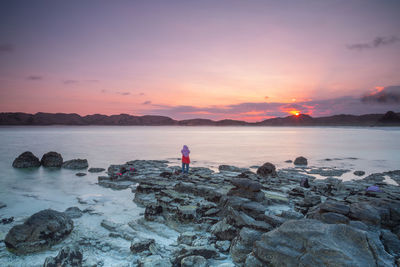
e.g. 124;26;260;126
181;145;190;174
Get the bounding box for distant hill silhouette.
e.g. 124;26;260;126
0;111;399;126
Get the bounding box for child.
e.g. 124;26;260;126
181;145;190;174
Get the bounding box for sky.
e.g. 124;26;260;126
0;0;400;122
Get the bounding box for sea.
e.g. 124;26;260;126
0;126;399;266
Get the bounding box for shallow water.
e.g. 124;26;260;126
0;126;399;265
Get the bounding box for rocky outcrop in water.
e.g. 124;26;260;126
12;151;41;168
294;156;308;165
94;159;400;266
4;209;73;254
62;159;88;169
41;151;63;167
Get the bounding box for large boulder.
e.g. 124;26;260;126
43;246;82;267
62;159;88;170
4;209;73;254
294;156;308;165
253;219;394;267
41;152;63;167
12;151;40;168
256;162;276;177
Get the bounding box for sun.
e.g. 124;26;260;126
295;112;300;116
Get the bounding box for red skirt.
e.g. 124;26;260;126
182;156;190;164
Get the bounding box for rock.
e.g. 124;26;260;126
43;246;82;267
5;209;73;254
176;205;198;222
319;200;350;215
88;168;105;173
253;219;394;267
174;245;218;264
178;232;197;246
215;240;230;252
256;162;276;177
210;218;238;241
227;179;264;202
41;152;63;168
280;210;304;220
230;227;263;264
75;172;86;177
240;201;267;219
294;156;307;166
0;202;6;209
130;237;155;253
219;165;248;173
349;202;381;225
244;253;264;267
62;159;88;170
12;151;41;168
100;219;121;232
181;255;208;267
1;217;14;224
353;170;365;176
138;255;172;267
380;229;400;257
320;212;350;224
226;207;272;231
64;207;83;219
144;204;163;221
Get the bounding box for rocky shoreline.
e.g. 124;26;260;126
2;153;400;266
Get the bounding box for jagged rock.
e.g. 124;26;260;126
144;204;163;221
138;255;171;267
62;159;88;170
88;167;105;173
215;240;230;252
353;170;365;176
64;207;83;219
210;218;238;241
130;237;155;253
181;255;208;267
75;172;86;177
41;152;63;168
12;151;40;168
294;156;308;165
259;213;286;228
256;162;276;177
230;227;263;264
5;209;73;254
253;219;394;267
43;246;82;267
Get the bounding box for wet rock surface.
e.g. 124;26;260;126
12;151;41;168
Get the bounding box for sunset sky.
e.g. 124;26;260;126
0;0;400;121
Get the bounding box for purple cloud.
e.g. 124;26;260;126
347;36;399;50
26;75;43;81
361;86;400;103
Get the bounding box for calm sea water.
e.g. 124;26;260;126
0;126;399;265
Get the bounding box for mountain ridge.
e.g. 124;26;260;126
0;111;399;126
